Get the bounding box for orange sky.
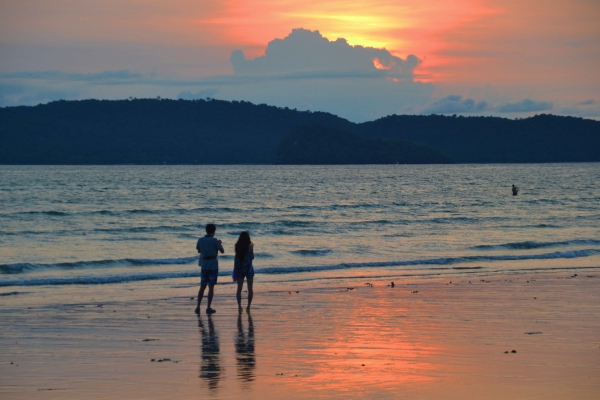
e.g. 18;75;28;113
0;0;598;117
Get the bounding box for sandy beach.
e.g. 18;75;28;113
1;270;599;399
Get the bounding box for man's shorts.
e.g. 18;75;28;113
200;268;218;286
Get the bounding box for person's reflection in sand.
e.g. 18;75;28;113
198;315;221;390
235;313;256;386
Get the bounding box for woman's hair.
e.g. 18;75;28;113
235;231;252;262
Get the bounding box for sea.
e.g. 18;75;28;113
1;164;599;289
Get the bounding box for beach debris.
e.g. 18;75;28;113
190;297;194;300
534;297;537;299
391;282;395;288
524;332;542;335
151;359;156;362
504;351;508;353
37;388;66;391
364;283;373;287
296;291;299;293
347;288;355;290
142;339;159;342
411;291;419;294
511;350;517;353
97;304;103;308
361;364;365;366
157;358;171;362
288;291;291;295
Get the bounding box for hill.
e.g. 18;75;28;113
275;125;452;164
0;99;598;164
354;114;600;163
0;99;352;164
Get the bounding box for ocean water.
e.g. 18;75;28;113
1;164;599;288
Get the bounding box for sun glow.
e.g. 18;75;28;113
199;0;497;80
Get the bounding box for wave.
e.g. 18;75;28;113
0;252;269;275
291;249;333;256
2;249;599;285
0;256;199;274
255;249;600;275
17;210;70;216
473;239;600;250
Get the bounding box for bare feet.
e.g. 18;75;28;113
194;307;200;315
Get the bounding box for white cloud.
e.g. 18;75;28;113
230;28;420;79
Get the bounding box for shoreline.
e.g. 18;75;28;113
1;270;599;399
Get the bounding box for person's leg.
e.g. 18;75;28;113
195;283;207;314
236;276;245;310
246;275;253;310
207;284;215;311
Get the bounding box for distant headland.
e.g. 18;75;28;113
1;99;598;164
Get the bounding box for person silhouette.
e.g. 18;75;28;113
235;313;256;385
195;223;224;314
512;184;519;196
198;315;221;390
234;231;255;312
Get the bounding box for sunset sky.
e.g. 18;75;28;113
1;0;598;121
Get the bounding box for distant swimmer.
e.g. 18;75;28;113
512;185;519;196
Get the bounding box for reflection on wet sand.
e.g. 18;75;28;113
198;315;221;390
235;313;256;385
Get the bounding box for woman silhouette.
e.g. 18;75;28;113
234;231;255;311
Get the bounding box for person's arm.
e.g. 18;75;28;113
217;239;225;254
249;243;254;259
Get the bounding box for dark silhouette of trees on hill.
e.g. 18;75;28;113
0;99;598;164
355;114;600;163
275;125;452;164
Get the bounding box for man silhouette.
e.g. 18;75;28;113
195;224;224;314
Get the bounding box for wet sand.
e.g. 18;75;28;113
1;271;599;399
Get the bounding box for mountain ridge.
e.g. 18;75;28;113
1;99;598;164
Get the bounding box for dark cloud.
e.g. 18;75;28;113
497;99;553;113
577;99;595;106
420;95;488;115
230;28;420;79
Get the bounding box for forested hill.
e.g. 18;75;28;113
0;99;599;164
354;114;600;163
275;125;452;164
0;99;352;164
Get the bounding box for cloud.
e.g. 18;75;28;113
497;99;553;113
420;95;488;114
577;99;595;106
177;88;219;100
0;82;78;107
0;70;143;83
557;105;600;118
212;29;434;122
230;28;420;79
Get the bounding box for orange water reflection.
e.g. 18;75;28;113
259;287;439;394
